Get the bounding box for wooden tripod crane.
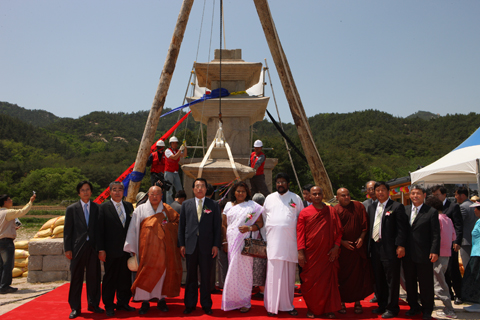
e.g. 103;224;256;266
126;0;334;202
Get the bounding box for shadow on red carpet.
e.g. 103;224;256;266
1;284;433;320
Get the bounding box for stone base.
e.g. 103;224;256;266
28;271;69;283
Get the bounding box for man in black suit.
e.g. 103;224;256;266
403;185;440;320
97;181;135;317
64;181;103;319
368;181;408;319
431;185;464;304
178;178;222;315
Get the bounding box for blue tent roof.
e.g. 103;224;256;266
454;127;480;151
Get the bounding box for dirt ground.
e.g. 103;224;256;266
0;277;66;316
15;228;38;242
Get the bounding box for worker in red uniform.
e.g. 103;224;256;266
146;140;166;186
248;140;269;197
164;136;186;204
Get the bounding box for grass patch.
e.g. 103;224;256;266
27;210;65;216
19;217;52;228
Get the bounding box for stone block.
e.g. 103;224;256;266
28;255;43;271
29;239;64;256
28;271;68;283
43;255;70;271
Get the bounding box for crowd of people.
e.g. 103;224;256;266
1;152;480;319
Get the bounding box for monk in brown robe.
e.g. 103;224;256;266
297;186;343;319
334;188;374;315
124;186;182;315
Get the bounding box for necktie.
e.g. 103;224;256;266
84;203;89;225
116;202;126;227
372;203;384;242
197;199;203;222
411;207;418;225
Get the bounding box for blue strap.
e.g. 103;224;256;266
123;170;146;196
160;88;230;118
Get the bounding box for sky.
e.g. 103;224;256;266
1;0;479;124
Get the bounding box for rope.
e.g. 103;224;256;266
264;59;304;194
174;63;195;138
222;0;226;49
218;0;223;124
190;0;216;163
174;0;207;139
197;127;240;180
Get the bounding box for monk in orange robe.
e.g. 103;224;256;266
132;206;182;297
124;186;182;315
334;188;374;315
297;186;343;319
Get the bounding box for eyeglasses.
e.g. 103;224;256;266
276;181;288;185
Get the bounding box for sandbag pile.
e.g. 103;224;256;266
13;244;30;278
34;216;65;239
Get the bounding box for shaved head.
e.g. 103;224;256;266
148;185;163;207
310;186;324;205
337;188;351;207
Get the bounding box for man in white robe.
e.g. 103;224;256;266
124;186;168;315
263;173;304;316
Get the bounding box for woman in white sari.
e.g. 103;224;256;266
221;181;264;313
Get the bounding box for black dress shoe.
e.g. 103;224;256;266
139;302;150;315
382;310;397;319
183;307;195;314
117;304;136;312
0;286;18;294
203;308;213;315
372;308;386;314
87;306;105;313
157;299;169;312
69;310;80;319
454;297;463;305
106;309;115;317
405;308;422;316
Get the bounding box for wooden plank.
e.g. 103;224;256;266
126;0;195;203
253;0;334;200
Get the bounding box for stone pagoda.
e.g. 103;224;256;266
181;49;278;197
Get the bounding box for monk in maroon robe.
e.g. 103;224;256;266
297;186;343;319
334;188;374;314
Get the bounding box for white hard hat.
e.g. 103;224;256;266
254;140;263;147
169;136;179;143
156;140;165;147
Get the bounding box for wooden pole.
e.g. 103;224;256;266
126;0;194;203
253;0;334;200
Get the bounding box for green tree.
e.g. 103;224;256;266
16;167;98;202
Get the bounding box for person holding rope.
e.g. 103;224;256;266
165;136;187;205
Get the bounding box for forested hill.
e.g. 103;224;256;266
1;101;480;202
0;101;61;127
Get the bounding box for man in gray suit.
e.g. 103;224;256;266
363;180;377;210
455;187;479;268
178;178;222;315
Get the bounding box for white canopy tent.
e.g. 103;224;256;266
410;127;480;187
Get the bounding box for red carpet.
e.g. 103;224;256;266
2;284;426;320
